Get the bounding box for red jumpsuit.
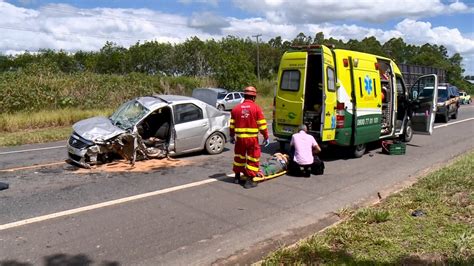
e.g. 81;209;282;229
230;99;269;177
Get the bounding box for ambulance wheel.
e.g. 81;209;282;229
353;144;366;158
205;132;225;154
400;120;413;143
217;104;225;111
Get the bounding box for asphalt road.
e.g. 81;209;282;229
1;106;473;265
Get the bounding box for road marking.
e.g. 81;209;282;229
0;145;65;156
0;162;65;173
0;178;220;231
434;117;474;129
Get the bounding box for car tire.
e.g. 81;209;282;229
451;108;458;119
400;120;413;142
353;143;366;158
205;132;225;154
217;105;225;111
442;110;449;123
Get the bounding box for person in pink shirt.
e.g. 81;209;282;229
289;124;322;177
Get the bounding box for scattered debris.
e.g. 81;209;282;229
0;181;9;191
411;209;426;217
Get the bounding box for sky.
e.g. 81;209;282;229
1;0;473;75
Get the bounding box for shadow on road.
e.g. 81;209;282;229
1;253;120;266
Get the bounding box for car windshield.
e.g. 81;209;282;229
110;100;149;129
217;92;227;99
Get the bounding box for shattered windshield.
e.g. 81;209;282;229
110;100;149;129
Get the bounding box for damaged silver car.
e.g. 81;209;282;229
67;95;230;168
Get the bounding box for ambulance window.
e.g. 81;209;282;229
327;67;335;92
281;70;300;91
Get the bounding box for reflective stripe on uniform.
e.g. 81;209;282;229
234;154;246;160
234;128;259;133
258;125;267;130
246;164;259;172
257;119;267;125
235;133;258;138
246;156;259;162
233;162;245;167
230;125;235;129
230;119;235;123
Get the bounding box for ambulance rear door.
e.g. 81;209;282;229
321;45;337;141
409;74;438;135
274;51;308;139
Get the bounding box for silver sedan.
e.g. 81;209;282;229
67;95;230;168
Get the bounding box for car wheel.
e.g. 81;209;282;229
353;143;366;158
442;110;449;123
400;120;413;142
205;132;225;154
451;108;458;119
217;104;225;111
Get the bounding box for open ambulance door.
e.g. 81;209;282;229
274;52;308;138
321;46;336;141
409;74;438;135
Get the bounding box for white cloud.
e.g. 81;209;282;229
188;12;230;34
233;0;472;23
178;0;219;7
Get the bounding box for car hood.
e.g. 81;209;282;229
72;116;126;142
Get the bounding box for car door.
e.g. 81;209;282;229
232;92;243;109
409;74;438;135
223;93;234;110
173;103;209;152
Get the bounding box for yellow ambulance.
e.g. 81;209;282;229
273;45;439;157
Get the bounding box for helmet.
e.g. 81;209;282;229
244;86;257;96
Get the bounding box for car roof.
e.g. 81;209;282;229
134;95;196;110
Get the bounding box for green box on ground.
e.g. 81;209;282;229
382;141;406;155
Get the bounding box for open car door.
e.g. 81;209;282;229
409;74;438;135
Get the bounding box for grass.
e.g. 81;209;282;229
0;108;113;133
0;108;113;146
0;126;73;146
262;151;474;265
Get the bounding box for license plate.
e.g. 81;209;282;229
282;126;295;134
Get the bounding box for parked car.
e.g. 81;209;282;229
421;84;459;122
192;88;244;111
459;90;471;104
67;95;230;168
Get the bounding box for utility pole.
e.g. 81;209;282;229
252;34;262;81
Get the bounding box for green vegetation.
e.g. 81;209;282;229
0;127;72;146
0;33;471;145
0;108;113;133
263;152;474;264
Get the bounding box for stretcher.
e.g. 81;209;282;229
240;170;287;182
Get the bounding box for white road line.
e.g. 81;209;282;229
0;178;221;231
434;117;474;129
0;145;65;155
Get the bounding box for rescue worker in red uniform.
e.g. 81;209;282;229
230;86;269;189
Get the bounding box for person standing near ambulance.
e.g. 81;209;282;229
230;86;269;189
